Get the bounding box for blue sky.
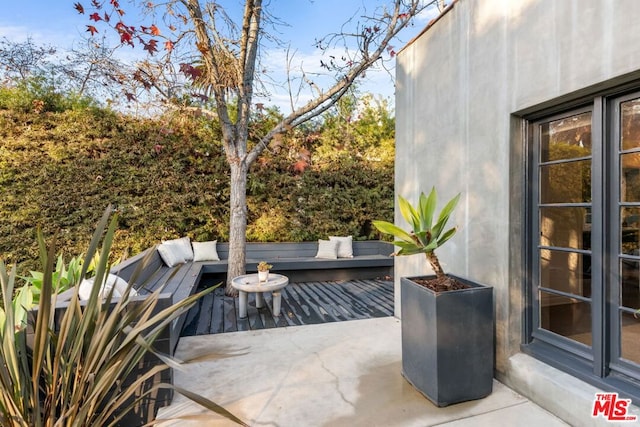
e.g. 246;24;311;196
0;1;439;112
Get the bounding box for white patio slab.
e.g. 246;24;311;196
155;317;567;426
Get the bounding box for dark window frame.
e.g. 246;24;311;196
523;88;640;404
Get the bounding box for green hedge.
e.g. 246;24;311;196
0;106;393;273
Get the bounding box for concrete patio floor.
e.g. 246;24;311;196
155;317;567;426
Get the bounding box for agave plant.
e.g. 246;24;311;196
373;187;460;282
0;206;248;426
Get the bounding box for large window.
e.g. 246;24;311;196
526;90;640;402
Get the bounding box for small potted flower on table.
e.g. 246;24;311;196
257;261;273;283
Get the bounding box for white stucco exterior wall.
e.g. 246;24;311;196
395;0;640;423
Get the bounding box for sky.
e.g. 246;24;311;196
0;1;441;113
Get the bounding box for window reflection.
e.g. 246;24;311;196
620;153;640;202
540;249;591;298
540;161;591;204
541;112;592;162
621;311;640;364
621;259;640;310
621;207;640;256
540;207;590;250
620;97;640;366
540;291;592;346
621;99;640;151
620;154;640;202
537;111;593;349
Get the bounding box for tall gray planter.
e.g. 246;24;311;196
401;275;494;407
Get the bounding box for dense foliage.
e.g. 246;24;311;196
0;88;394;273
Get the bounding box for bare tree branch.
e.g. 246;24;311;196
77;0;442;294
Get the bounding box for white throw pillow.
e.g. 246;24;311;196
157;243;185;267
109;274;138;297
329;235;354;258
315;239;339;259
168;236;194;261
192;240;220;261
78;274;135;300
158;237;193;266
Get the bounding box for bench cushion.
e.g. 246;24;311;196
158;237;193;266
315;239;339;259
329;235;354;258
78;273;136;300
192;240;220;261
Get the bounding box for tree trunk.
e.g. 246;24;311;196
426;252;445;279
225;159;249;296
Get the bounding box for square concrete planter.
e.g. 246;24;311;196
400;275;494;407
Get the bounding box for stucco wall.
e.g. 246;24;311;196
395;0;640;383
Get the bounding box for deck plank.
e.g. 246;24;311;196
209;287;225;334
284;285;329;324
222;296;238;333
341;280;394;316
334;281;385;316
180;296;201;336
279;286;317;325
182;278;394;336
246;295;264;330
234;295;251;332
289;284;338;323
261;291;290;327
278;294;303;326
306;281;367;320
328;281;379;314
305;281;359;320
194;292;214;335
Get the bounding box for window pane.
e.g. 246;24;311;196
621;259;640;309
621;311;640;364
621;98;640;151
540;112;592;162
621;154;640;202
540;207;591;250
540;291;592;346
540;249;591;298
540;160;591;203
621;207;640;255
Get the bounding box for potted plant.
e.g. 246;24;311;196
373;188;494;407
257;261;273;282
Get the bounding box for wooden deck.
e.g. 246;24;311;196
180;276;394;336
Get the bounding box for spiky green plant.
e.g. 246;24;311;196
373;187;460;284
0;206;248;426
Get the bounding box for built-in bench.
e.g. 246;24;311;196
224;240;395;281
46;240;393;425
111;240;394;353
